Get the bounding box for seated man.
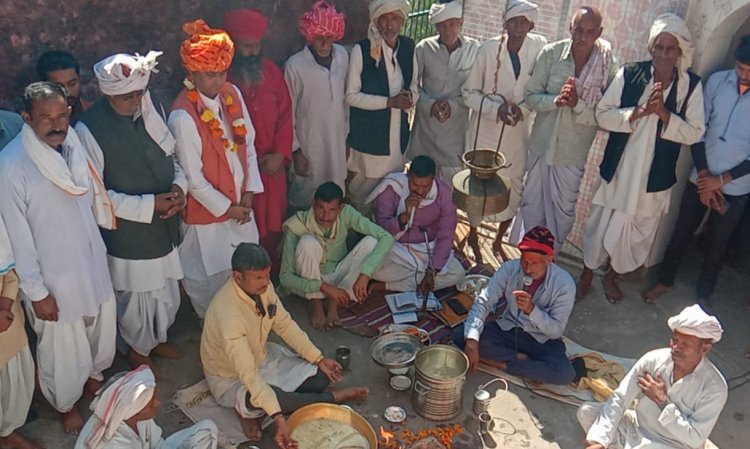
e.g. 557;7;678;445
368;155;465;294
453;226;576;385
280;182;394;330
578;305;727;449
76;365;218;449
201;243;369;446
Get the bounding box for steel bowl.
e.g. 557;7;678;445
287;403;377;449
371;331;423;370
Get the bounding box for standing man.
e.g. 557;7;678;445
0;110;23;150
285;0;349;211
280;182;394;330
76;52;186;372
368;156;466;293
461;0;546;263
453;226;576;386
516;6;616;255
407;1;479;182
346;0;419;212
643;36;750;310
224;9;293;262
578;305;726;449
169;19;263;318
0;82;116;434
37;50;91;123
578;14;705;303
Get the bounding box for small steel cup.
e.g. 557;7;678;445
335;346;351;370
478;412;494;433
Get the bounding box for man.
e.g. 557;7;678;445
461;0;546;263
579;14;705;303
76;52;186;372
345;0;419;212
285;0;349;211
224;9;293;261
169;19;264;318
643;36;750;310
201;243;369;446
37;50;91;123
578;305;727;449
516;6;616;255
0;82;116;434
0;110;23;150
406;1;479;182
368;155;466;293
76;366;218;449
280;182;394;330
0;215;39;449
453;226;576;385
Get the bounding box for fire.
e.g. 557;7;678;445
380;426;395;444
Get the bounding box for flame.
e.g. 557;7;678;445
380;426;395;444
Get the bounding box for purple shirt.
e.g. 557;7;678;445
375;178;457;270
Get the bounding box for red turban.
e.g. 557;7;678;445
180;19;235;73
223;9;268;41
299;0;346;43
518;226;556;257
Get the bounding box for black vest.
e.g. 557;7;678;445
78;96;180;260
348;37;415;156
600;61;700;193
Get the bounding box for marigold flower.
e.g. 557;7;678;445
200;109;214;122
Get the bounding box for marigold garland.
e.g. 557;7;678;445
184;78;247;152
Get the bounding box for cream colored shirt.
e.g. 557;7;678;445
0;270;28;366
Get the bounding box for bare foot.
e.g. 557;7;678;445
325;299;341;329
82;377;103;400
240;417;263;441
151;342;182;359
367;280;386;295
311;299;327;331
0;432;46;449
602;269;624;304
480;358;507;371
576;268;594;302
332;387;369;404
642;283;671;304
61;408;84;435
467;228;484;265
127;350;161;380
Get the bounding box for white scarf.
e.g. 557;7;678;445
0;215;14;276
429;1;462;24
366;172;437;237
368;0;411;64
667;304;723;343
21;124;115;230
505;0;538;24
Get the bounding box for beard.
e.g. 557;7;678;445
233;53;264;86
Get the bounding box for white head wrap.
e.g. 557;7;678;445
93;51;176;156
648;13;694;71
667;304;723;343
506;0;539;24
85;365;156;449
368;0;410;63
429;1;463;25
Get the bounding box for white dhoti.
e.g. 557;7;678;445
577;402;668;449
583;205;662;274
437;166;463;187
75;417;219;449
206;343;318;419
372;242;465;292
159;420;219;449
514;152;586;251
293;235;378;300
25;298;117;413
0;346;34;437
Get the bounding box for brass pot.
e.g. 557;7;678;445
452;169;510;217
461;149;508;180
287;403;378;449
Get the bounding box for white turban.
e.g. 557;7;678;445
93;51;176;156
506;0;539;24
85;366;156;449
648;13;694;71
667;304;723;343
429;1;463;25
368;0;411;63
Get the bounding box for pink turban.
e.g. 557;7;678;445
299;1;346;43
223;9;268;41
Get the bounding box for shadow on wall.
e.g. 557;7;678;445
0;0;369;111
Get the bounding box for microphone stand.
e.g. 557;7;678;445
419;225;434;312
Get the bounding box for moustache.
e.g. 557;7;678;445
47;130;66;138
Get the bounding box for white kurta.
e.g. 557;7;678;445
169;86;264;317
583;67;704;273
345;41;420;209
461;33;547;223
75;417;218;449
285;45;350;210
578;348;727;449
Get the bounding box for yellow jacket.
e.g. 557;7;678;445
200;279;323;416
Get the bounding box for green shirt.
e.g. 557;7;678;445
279;204;395;294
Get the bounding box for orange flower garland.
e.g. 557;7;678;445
184;78;247;152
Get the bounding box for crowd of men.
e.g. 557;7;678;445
0;0;747;448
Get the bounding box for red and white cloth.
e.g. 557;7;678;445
299;0;345;42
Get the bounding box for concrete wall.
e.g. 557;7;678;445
0;0;369;111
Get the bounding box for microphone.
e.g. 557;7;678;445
407;207;416;229
521;275;533;292
419;225;433;311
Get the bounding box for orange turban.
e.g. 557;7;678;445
180;19;235;73
224;9;268;41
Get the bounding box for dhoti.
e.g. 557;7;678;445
75;417;219;449
0;346;34;437
577;402;659;449
372;242;465;291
